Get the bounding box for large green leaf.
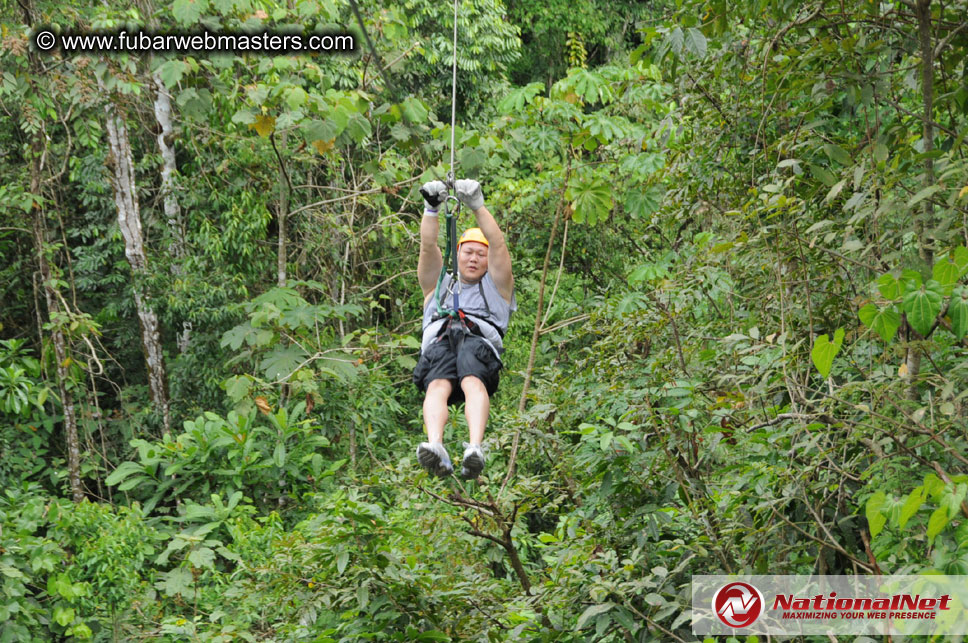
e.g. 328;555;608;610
898;486;925;529
898;269;923;296
260;345;309;381
172;0;209;25
624;187;664;218
570;69;614;105
567;177;613;225
497;82;543;114
684;27;707;58
902;280;943;337
658;27;684;61
949;286;968;339
577;602;614;630
926;506;949;541
908;185;941;207
823;143;851;166
876;273;900;300
858;304;901;343
866;491;887;538
811;328;844;378
932;247;968;294
401;96;429;124
105;461;145;486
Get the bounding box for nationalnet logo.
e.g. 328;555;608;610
693;575;968;636
713;582;764;628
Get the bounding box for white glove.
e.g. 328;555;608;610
419;180;448;215
455;179;484;211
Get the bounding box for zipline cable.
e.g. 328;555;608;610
448;0;459;184
433;0;463;320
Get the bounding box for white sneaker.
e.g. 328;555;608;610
416;442;453;477
461;443;485;480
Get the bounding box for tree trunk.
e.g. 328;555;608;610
273;131;290;287
152;70;192;353
104;100;172;434
30;138;86;503
19;0;85;503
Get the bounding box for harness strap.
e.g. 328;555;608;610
432;276;504;338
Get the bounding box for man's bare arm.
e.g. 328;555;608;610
473;205;513;303
418;213;443;301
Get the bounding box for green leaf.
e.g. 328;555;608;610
908;185;941;207
188;547;215;570
285;87;308;111
118;476;149;492
898;486;925;529
497;82;543;114
933;254;962;291
873;143;888;163
624;187;664;218
273;442;286;468
401;97;429;124
259;345;309;381
899;269;923;296
952;247;968;278
924;473;945;500
944;483;967;519
577;602;614;630
949;286;968;339
684;28;707;58
858;304;901;343
660;27;684;61
866;491;887;537
345;113;372;143
459;147;486;176
876;274;900;300
336;550;349;574
927;506;949;541
105;461;145;486
157;60;188;88
902;280;943;336
172;0;209;25
53;606;75;627
569;69;614;104
823;143;851;166
161;567;194;599
223;375;252;402
826;179;847;203
809;164;837;186
810;328;844;378
567;176;613;225
70;623;93;639
48;573;75;599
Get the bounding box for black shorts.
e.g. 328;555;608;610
412;333;502;405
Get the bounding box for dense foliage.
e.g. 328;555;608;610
1;0;967;640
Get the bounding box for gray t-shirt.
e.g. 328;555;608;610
421;271;516;356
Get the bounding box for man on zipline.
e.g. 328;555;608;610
412;178;516;479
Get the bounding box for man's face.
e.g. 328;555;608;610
458;241;488;282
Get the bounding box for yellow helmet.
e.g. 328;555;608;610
458;227;489;249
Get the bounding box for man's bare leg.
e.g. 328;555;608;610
417;379;454;476
423;378;452;443
459;376;488;479
460;376;489;445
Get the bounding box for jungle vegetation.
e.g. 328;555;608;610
1;0;967;639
